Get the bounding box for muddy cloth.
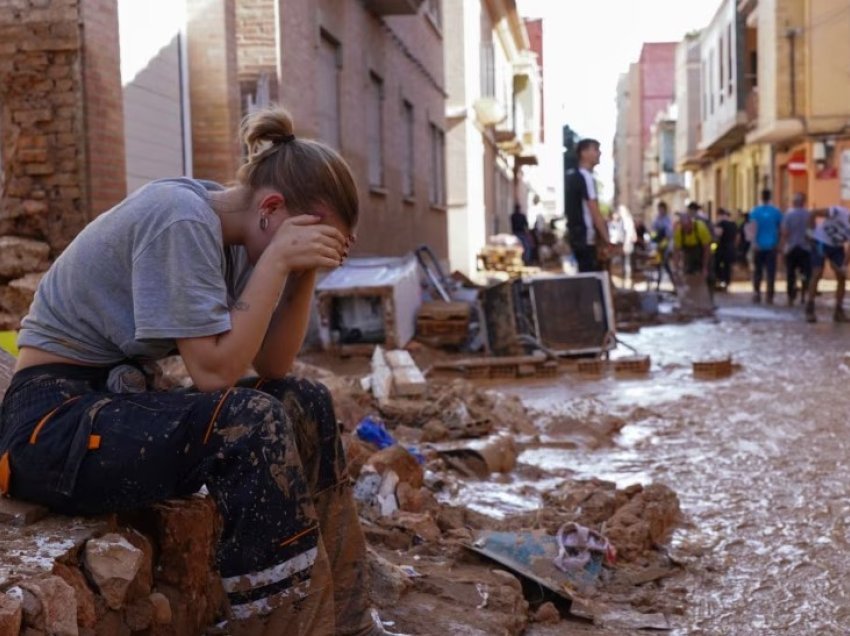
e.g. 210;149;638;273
0;364;374;636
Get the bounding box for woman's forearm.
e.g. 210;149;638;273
253;269;318;378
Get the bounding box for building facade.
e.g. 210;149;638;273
443;0;540;274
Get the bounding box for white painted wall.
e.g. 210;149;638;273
118;0;190;193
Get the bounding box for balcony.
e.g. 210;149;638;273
659;172;685;190
362;0;425;16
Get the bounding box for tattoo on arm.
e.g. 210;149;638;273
232;300;250;311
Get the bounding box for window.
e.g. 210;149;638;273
429;123;445;206
318;32;341;150
367;72;384;188
709;53;715;115
402;100;414;197
727;23;734;96
701;61;707;120
718;36;724;104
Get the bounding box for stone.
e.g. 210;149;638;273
124;596;153;631
52;563;96;628
122;529;153;600
532;601;560;624
366;549;411;607
343;435;377;480
148;592;172;624
0;498;48;526
83;533;144;610
20;575;78;635
0;592;22;635
390;512;441;543
365;445;424;489
94;610;130;636
421;419;449;442
0;236;50;278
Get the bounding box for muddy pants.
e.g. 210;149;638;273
0;364;374;636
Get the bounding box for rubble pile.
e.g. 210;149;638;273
0;496;225;635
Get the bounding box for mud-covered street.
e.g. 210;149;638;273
475;291;850;635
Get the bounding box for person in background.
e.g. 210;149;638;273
749;189;783;304
805;204;850;323
651;201;675;291
673;210;713;298
780;192;812;306
714;209;738;291
564;138;610;272
510;203;533;265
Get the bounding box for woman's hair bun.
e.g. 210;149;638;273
241;107;295;158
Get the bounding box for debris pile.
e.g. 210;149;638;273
0;496;225;635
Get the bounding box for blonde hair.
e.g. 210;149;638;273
236;106;359;230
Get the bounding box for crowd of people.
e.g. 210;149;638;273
555;135;850;324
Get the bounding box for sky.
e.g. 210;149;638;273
517;0;722;205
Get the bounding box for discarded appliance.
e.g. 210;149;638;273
526;273;616;356
477;273;616;358
315;255;421;355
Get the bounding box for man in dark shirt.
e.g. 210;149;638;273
510;204;532;265
564;138;610;272
714;208;738;290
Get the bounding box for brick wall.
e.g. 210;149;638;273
0;0;88;328
80;0;127;219
187;0;241;185
276;0;449;260
236;0;279;110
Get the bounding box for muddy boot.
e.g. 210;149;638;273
752;290;761;304
834;306;849;323
806;300;817;323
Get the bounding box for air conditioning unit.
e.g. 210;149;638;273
526;273;615;355
477;273;615;357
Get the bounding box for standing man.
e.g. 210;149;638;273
780;192;812;306
714;209;738;291
565;138;610;272
805;205;850;323
673;211;713;284
651;201;675;291
510;203;533;265
749;189;783;304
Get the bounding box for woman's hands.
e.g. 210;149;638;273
270;214;348;272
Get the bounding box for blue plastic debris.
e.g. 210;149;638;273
355;416;426;464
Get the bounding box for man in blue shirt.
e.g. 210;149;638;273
749;189;783;304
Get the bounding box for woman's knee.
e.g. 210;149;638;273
215;388;291;440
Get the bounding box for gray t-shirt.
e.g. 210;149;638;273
19;178;252;364
781;207;811;252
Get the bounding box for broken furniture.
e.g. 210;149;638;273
315;255;422;355
415;301;471;348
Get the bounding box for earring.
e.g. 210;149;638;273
260;216;269;231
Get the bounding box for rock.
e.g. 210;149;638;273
344;435;377;479
148;592;172;624
365;445;424;489
421;419;449;442
396;483;438;514
532;601;560;624
9;586;42;629
0;497;49;526
94;610;130;636
0;592;22;635
0;272;44;316
606;483;680;561
20;575;78;635
122;529;153;600
0;236;50;278
366;549;411;607
84;533;144;610
390;512;441;543
52;563;96;628
124;596;153;631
